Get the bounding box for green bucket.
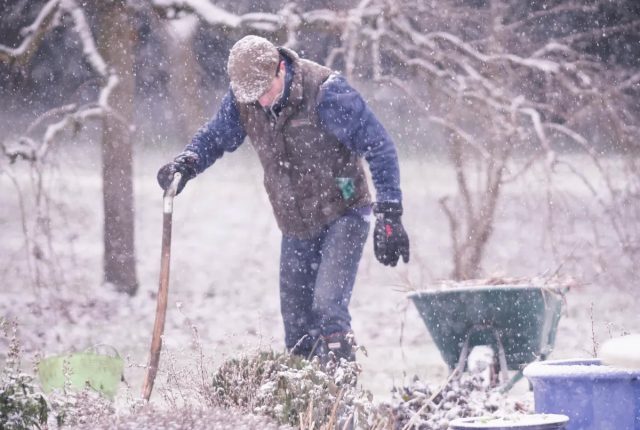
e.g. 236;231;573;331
38;345;123;399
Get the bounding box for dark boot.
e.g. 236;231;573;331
289;332;321;360
319;332;357;364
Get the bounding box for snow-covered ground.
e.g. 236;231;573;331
1;141;639;406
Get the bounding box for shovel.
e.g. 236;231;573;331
141;172;182;401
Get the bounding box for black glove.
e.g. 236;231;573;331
156;151;199;195
373;202;410;267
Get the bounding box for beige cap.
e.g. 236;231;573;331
227;35;280;103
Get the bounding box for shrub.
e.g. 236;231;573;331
0;319;48;429
209;351;377;429
207;349;531;430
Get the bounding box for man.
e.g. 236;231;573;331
157;35;409;362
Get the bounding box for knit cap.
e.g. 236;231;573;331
227;35;280;103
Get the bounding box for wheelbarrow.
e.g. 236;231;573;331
408;284;565;391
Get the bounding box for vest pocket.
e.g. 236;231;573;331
335;177;356;200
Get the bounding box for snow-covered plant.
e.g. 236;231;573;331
209;351;377;429
46;386;115;428
0;319;48;429
207;350;534;429
385;371;530;430
64;404;288;430
1;319;115;429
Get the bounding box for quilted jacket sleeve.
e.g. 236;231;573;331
316;74;402;204
184;89;247;173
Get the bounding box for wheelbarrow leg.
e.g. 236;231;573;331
453;327;518;391
454;335;472;376
492;329;510;385
491;329;526;393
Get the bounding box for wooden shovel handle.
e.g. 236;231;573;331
141;173;181;401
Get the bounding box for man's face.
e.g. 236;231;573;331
258;62;286;108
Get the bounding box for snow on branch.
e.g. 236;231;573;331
1;0;118;164
0;0;109;78
239;12;283;32
64;0;107;76
429;31;561;74
518;107;553;155
152;0;347;47
340;0;640;279
561;19;640;44
500;2;603;32
161;0;638;279
618;72;640;91
152;0;242;27
531;42;573;59
0;0;60;63
33;74;122;161
303;9;345;26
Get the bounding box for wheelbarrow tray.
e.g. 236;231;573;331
408;285;563;370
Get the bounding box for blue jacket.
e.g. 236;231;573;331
185;60;402;204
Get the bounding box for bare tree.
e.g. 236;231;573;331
2;0;638;290
161;0;639;280
0;0;139;293
0;0;338;292
321;0;640;279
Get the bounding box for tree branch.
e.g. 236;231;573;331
0;0;60;64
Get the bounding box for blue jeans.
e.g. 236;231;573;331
279;210;370;356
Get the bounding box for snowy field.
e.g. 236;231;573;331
1;140;639;406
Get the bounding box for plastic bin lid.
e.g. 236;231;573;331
601;334;640;370
450;414;569;429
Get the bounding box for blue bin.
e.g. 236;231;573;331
523;358;640;430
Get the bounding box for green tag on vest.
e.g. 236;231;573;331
336;177;355;200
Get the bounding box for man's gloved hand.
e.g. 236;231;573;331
157;151;199;195
373;202;410;267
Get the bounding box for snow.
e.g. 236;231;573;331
599;335;640;370
21;0;59;38
36;71;118;159
408;283;567;295
98;75;120;109
168;15;199;41
429;32;560;74
64;0;108;77
450;413;569;428
524;358;640;378
1;1;638;425
152;0;242;28
240;13;283;32
0;0;59;61
518;108;550;149
1;147;640;410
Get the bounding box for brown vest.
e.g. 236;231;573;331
237;48;371;239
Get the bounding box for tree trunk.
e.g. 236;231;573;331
93;0;138;295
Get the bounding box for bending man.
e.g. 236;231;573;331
157;35;409;362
